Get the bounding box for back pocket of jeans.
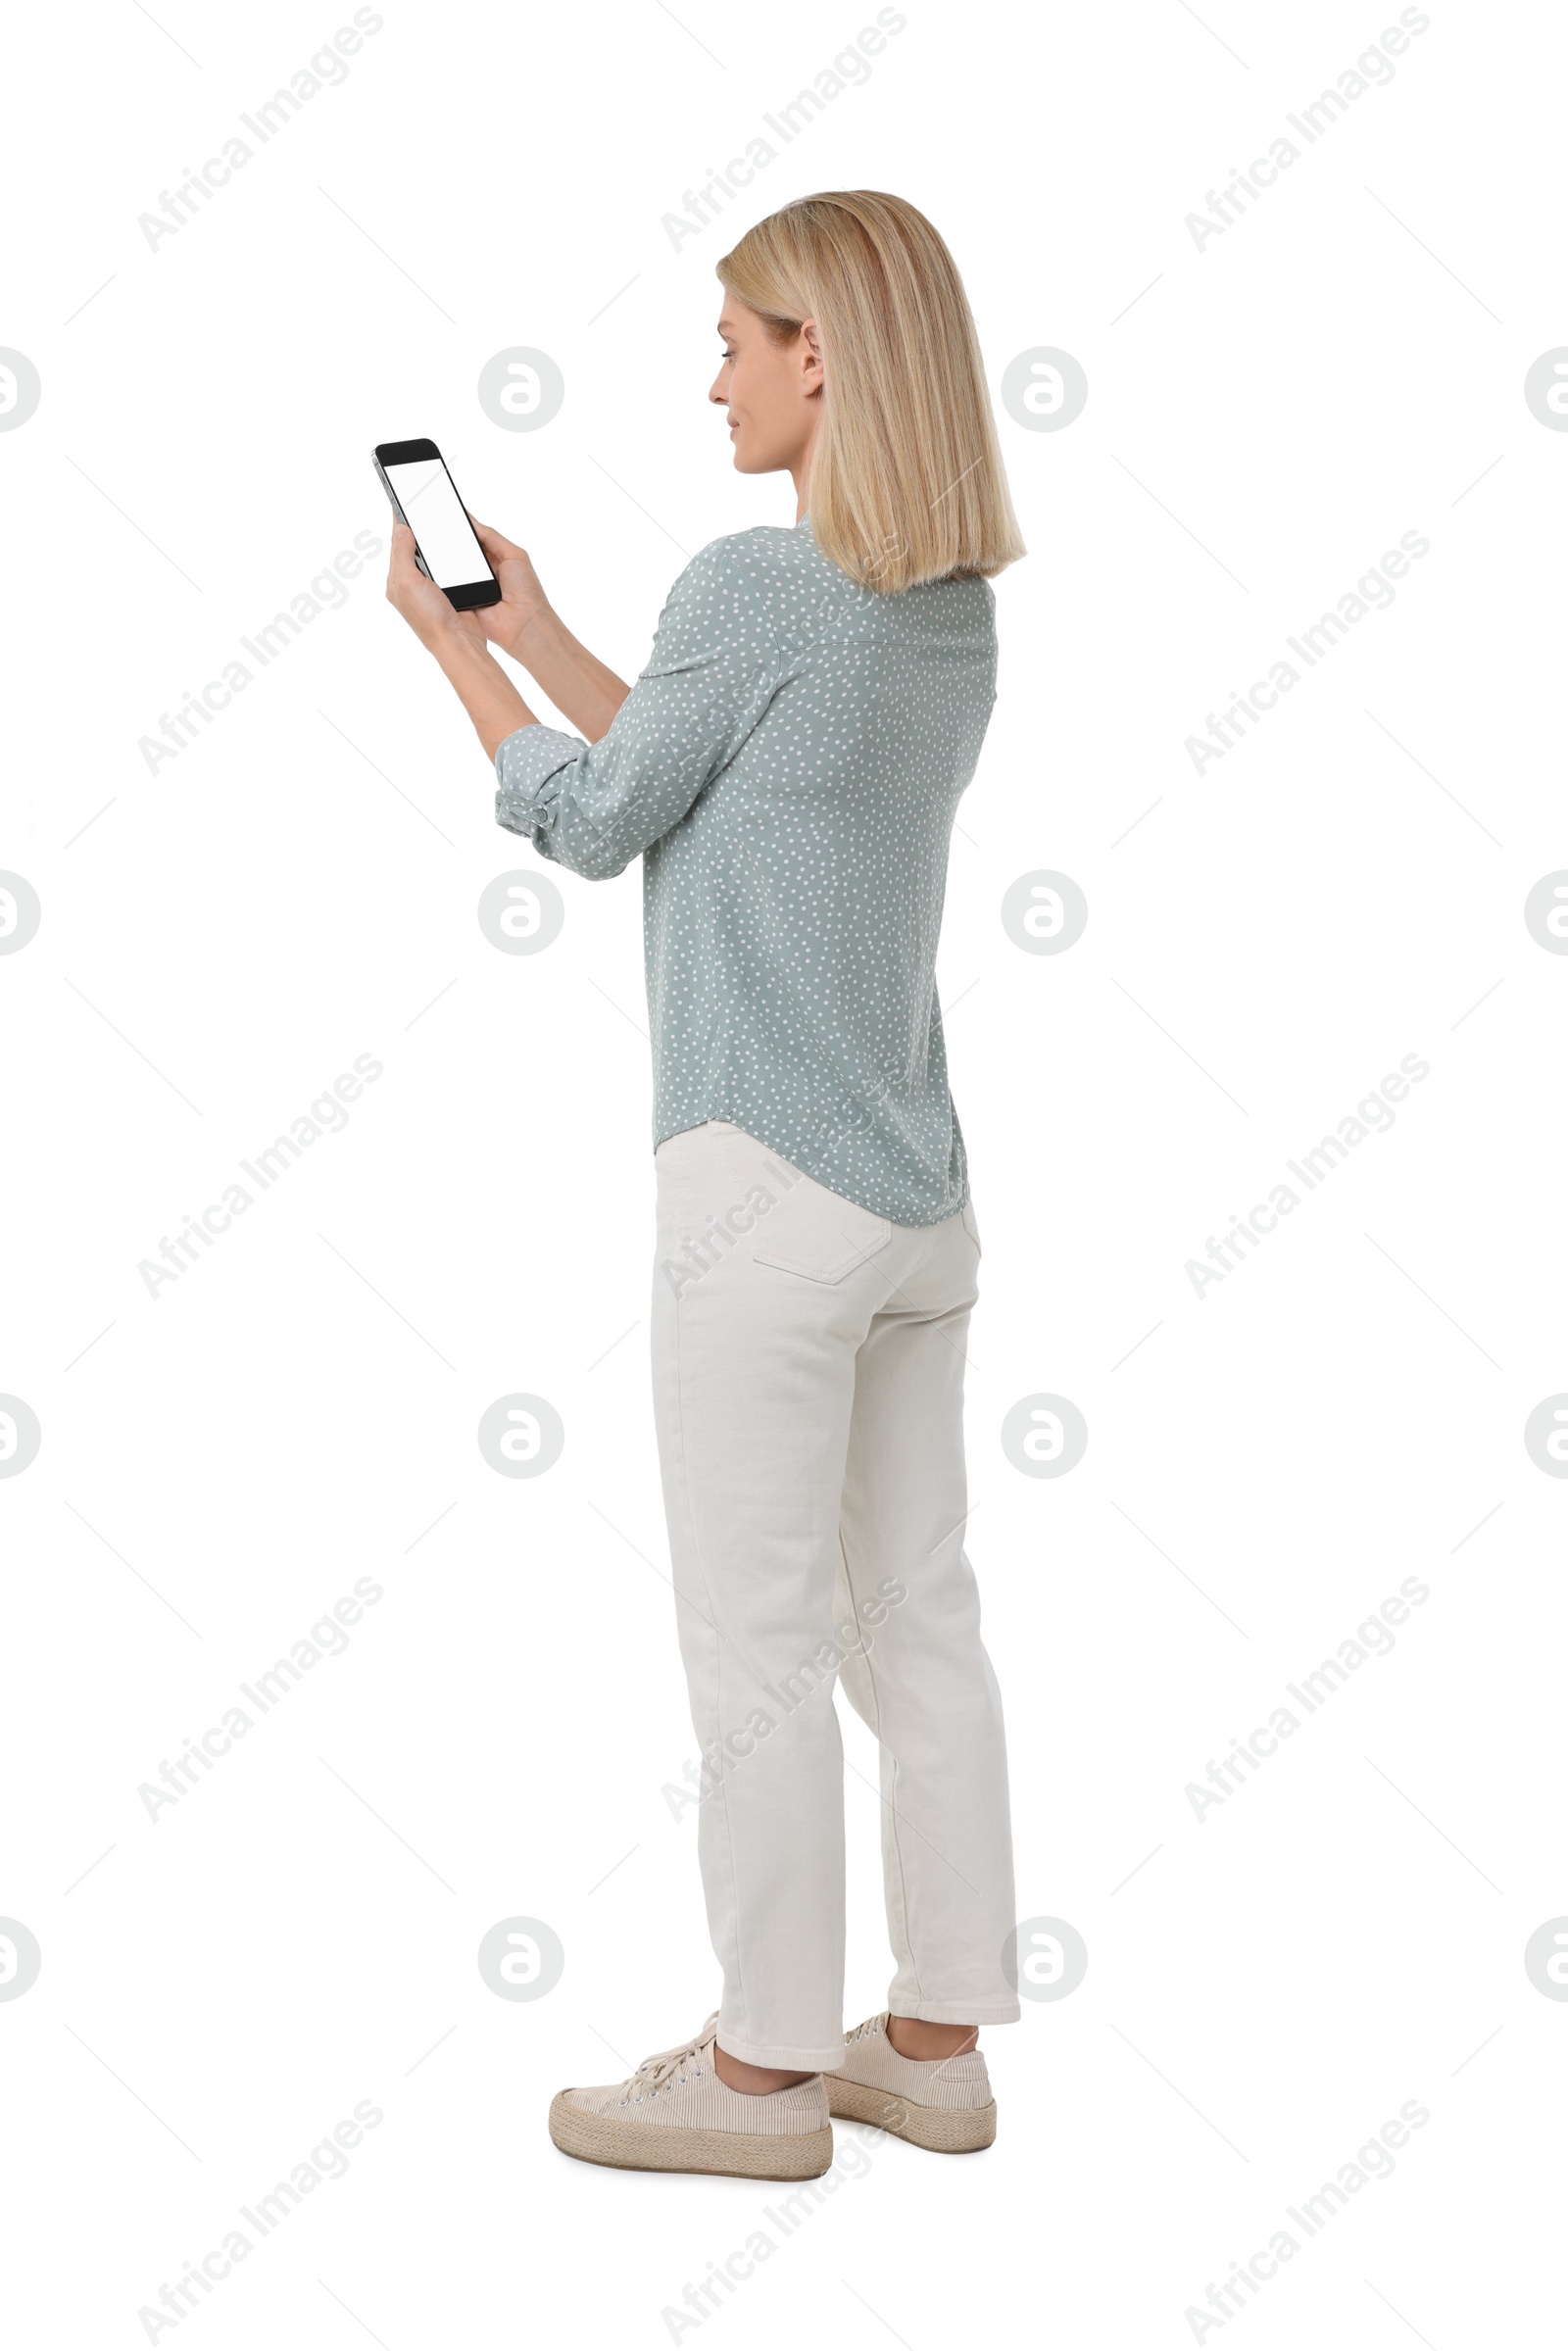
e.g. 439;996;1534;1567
751;1180;893;1284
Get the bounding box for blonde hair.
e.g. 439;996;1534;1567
717;190;1025;594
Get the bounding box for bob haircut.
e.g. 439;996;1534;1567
716;190;1026;594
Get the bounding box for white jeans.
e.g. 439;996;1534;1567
651;1120;1019;2071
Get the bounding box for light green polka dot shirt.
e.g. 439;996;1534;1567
495;514;998;1224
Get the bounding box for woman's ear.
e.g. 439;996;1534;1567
799;318;825;397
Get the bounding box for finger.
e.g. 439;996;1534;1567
386;521;427;602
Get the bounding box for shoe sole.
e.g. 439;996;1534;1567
549;2092;834;2180
825;2075;997;2152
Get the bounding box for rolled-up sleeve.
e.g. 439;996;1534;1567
495;535;781;879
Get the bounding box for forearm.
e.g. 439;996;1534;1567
431;632;538;763
508;606;631;743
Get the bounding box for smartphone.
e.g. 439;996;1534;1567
371;439;501;609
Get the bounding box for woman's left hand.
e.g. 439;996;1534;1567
382;519;538;761
384;521;486;655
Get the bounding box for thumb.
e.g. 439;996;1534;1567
471;515;522;562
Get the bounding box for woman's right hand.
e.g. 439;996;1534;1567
465;523;632;740
468;518;553;661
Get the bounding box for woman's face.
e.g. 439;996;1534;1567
710;301;823;477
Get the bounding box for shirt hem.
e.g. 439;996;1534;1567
653;1108;969;1229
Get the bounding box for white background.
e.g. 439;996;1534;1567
3;1;1564;2343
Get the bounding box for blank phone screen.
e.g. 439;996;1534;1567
383;457;490;589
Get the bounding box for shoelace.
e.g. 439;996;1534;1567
625;2013;718;2100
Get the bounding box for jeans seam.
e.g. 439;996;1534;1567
837;1524;925;2015
664;1222;751;2045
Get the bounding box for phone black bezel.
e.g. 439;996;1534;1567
371;439;502;609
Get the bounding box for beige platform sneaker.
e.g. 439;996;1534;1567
825;2014;997;2152
549;2013;834;2180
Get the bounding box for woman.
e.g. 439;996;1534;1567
387;190;1025;2181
